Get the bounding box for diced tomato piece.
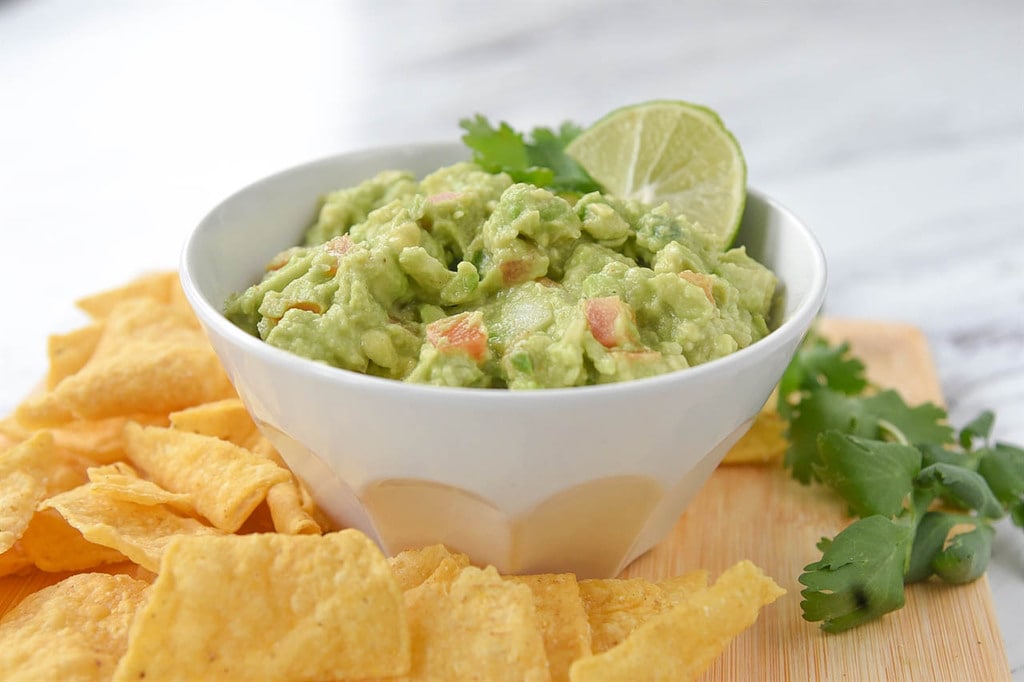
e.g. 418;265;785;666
426;312;489;363
679;270;715;303
584;296;636;349
325;235;354;257
500;259;532;285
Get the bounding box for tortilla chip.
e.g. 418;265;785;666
0;573;150;682
168;398;259;446
20;508;128;572
403;565;550;681
47;414;168;464
87;462;195;512
13;392;73;429
75;271;180;319
46;323;104;389
569;561;784;682
235;499;278;534
0;416;31;446
579;570;708;654
124;423;289;532
167;400;321;533
389;544;472;591
508;573;592;682
244;431;281;458
40;483;221;572
49;298;236;420
265;480;321;535
166;276;198;323
0;432;71;553
423;554;474;587
722;398;787;465
113;530;410;681
0;543;33;578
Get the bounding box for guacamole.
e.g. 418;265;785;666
225;163;778;388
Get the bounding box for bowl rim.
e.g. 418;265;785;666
179;142;827;403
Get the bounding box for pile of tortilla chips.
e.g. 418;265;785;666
0;272;784;681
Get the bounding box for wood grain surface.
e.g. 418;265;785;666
0;318;1012;680
620;318;1011;681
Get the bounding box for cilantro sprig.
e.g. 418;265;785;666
781;333;1024;632
458;115;601;194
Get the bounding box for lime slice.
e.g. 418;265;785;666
565;100;747;249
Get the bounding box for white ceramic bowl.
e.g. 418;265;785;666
180;142;826;578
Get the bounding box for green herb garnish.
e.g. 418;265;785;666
781;332;1024;632
458;115;600;194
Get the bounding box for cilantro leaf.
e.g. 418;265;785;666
778;337;867;417
459;115;532;174
858;390;954;447
907;512;993;583
784;387;878;484
458;115;599;193
976;442;1024;508
799;515;913;632
528;124;600;192
959;410;996;450
778;332;1024;633
814;432;921;518
1011;501;1024;528
915;463;1004;519
918;442;974;470
930;518;995;584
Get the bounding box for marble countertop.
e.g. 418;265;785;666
1;0;1021;675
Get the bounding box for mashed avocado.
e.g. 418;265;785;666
225;162;778;389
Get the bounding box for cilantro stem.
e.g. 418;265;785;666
877;418;909;446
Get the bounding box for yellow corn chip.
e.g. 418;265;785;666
166;275;199;324
48;414;168;464
234;433;327;534
721;406;788;465
75;271;180;319
423;554;473;587
20;508;128;572
13;392;73;429
167;400;320;533
508;573;592;682
0;432;70;553
403;565;551;681
46;323;104;389
657;569;711;601
124;423;289;532
569;561;785;682
579;570;708;654
168;397;258;446
87;462;195;512
236;499;279;534
0;543;33;578
0;572;150;682
389;544;471;591
40;483;221;572
48;298;236;420
113;530;410;682
265;480;321;535
244;430;281;458
0;416;30;447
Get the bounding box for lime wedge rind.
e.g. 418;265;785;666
565;100;746;250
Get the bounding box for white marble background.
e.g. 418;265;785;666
1;0;1021;675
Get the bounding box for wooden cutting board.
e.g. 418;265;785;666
0;318;1012;680
620;318;1011;681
